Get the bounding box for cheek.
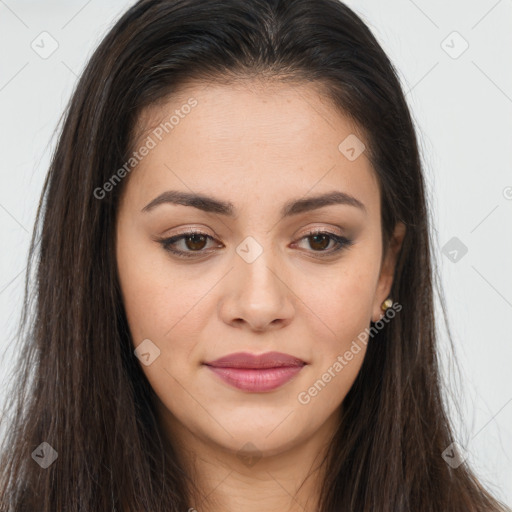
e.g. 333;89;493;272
118;270;211;369
116;222;204;342
291;278;373;415
295;252;379;393
306;258;379;342
116;240;212;414
116;236;228;406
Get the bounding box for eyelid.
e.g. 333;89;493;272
295;223;345;238
163;225;216;238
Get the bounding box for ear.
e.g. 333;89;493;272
371;222;406;322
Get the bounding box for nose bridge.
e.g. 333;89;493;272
234;234;285;303
219;233;295;330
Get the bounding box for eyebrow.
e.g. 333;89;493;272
141;189;366;217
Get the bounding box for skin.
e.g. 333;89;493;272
115;79;405;512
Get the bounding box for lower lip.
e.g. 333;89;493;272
204;365;304;392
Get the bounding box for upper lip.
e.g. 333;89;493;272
204;351;306;369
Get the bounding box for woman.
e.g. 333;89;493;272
0;0;509;510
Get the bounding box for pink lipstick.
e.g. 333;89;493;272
203;351;306;392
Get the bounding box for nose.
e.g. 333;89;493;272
218;247;295;333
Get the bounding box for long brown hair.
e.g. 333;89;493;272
0;0;509;510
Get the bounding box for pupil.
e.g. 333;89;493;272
186;234;207;251
310;234;329;251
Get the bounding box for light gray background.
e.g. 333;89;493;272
1;0;511;504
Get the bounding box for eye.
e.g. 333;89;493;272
158;230;222;259
157;229;353;259
293;229;353;256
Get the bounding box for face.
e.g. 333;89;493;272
115;80;404;461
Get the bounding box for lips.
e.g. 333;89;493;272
203;351;307;392
204;351;306;369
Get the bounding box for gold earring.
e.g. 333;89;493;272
374;298;393;322
380;298;393;312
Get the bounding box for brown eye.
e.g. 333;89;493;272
159;229;353;260
307;233;331;251
295;230;354;256
183;233;208;251
158;231;221;258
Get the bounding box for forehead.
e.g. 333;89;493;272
126;80;380;219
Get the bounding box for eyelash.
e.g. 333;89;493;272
157;229;354;259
